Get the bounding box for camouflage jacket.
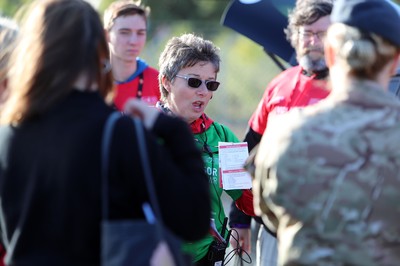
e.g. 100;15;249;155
253;79;400;266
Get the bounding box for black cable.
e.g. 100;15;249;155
223;228;252;266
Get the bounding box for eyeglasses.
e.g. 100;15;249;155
175;74;220;91
299;30;326;40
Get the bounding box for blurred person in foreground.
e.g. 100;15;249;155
229;1;333;265
104;0;160;109
252;0;400;265
156;33;255;265
0;0;210;265
0;16;18;107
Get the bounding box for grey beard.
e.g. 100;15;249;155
299;55;327;73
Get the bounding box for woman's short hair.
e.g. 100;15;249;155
285;0;333;48
158;33;220;102
103;0;150;31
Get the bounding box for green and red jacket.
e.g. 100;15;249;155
183;114;254;262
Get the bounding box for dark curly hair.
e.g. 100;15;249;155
285;0;333;48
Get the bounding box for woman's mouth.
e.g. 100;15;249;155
192;101;204;111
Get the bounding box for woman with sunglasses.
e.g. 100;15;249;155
157;33;255;265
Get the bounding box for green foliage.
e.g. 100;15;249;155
97;0;230;23
0;0;28;17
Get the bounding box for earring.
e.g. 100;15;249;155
102;59;112;74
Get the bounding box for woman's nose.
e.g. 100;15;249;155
196;83;209;95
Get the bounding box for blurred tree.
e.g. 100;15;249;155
0;0;29;17
2;0;400;18
99;0;231;40
99;0;230;21
147;0;229;21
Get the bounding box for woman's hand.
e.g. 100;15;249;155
123;99;160;129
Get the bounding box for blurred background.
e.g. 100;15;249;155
0;0;286;138
3;0;399;138
2;0;399;264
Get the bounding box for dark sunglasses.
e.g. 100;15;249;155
175;74;220;91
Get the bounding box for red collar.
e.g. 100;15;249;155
190;114;213;134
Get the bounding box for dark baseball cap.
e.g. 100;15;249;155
331;0;400;47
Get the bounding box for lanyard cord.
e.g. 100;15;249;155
136;73;144;99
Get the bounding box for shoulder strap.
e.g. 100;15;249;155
134;118;187;265
136;73;144;99
132;118;164;226
101;114;165;228
101;111;122;220
212;122;228;142
101;114;186;265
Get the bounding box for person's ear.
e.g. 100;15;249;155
104;29;110;43
389;53;400;76
324;43;335;68
161;75;171;93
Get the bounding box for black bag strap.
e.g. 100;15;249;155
132;118;165;228
101;112;187;265
101;112;166;232
132;118;188;266
101;111;121;220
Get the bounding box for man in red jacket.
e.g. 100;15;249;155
104;0;160;109
229;1;333;265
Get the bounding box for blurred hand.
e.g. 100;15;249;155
123;99;160;129
229;227;251;254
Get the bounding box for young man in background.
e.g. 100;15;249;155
104;0;160;109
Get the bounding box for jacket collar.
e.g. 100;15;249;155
156;102;214;134
190;113;213;134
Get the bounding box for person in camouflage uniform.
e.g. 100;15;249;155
251;0;400;265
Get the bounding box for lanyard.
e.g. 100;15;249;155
136;73;144;99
